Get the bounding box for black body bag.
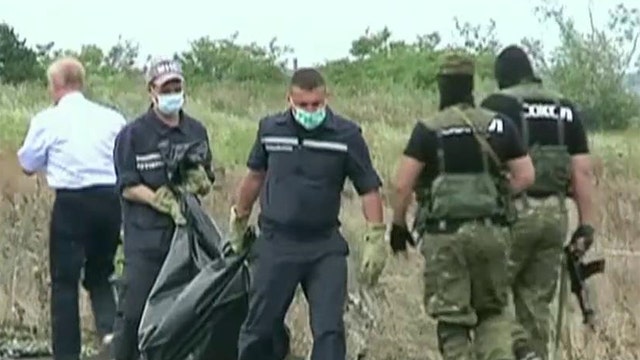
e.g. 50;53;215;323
137;140;254;360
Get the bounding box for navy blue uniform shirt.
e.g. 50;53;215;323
113;108;213;229
247;107;382;235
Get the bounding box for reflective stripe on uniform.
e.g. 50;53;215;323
261;136;298;145
135;152;162;162
302;139;348;152
135;152;164;171
261;136;348;153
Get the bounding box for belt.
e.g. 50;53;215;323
55;184;117;195
258;217;338;237
422;216;496;235
515;194;565;212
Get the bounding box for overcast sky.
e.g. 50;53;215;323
1;0;637;67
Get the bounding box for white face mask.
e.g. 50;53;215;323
156;91;184;115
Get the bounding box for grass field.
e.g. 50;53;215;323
0;76;639;360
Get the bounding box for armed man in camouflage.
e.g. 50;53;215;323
390;53;535;360
481;45;595;360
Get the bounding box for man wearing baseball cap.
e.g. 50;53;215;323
144;58;186;113
111;57;215;360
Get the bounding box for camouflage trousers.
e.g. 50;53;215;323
421;221;514;360
509;196;568;360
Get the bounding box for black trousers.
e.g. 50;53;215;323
248;254;292;360
112;226;173;360
238;230;348;360
49;186;121;360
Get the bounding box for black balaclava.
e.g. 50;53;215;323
494;45;537;89
437;74;474;110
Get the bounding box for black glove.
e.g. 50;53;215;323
390;223;415;254
569;224;595;256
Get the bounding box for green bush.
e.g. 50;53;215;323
0;23;43;85
0;1;638;130
525;3;640;130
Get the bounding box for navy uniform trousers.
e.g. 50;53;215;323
49;186;121;360
111;224;174;360
238;229;349;360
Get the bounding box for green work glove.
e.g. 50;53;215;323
150;185;186;225
359;223;388;287
228;206;252;254
178;166;212;196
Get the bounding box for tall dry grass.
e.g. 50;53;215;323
0;80;638;359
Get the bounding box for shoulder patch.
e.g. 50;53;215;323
487;117;505;133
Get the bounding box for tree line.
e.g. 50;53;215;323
1;1;639;130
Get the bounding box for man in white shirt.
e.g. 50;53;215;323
17;57;127;360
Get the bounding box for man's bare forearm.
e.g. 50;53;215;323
392;156;424;225
234;170;265;217
392;185;413;225
505;156;535;194
361;190;384;224
122;184;156;205
572;172;594;225
571;155;595;225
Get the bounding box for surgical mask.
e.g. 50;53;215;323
292;106;327;130
156;92;184;115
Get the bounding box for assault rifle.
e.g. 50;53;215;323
564;244;606;329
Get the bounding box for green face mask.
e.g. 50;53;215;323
292;107;327;130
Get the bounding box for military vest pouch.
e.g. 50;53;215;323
528;144;571;194
426;172;501;220
412;105;510;234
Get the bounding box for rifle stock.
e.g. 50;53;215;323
564;246;605;329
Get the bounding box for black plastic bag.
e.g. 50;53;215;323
137;194;252;360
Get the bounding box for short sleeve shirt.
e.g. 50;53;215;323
481;91;589;155
246;108;382;235
402;107;526;188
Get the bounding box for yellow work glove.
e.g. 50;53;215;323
149;185;186;225
178;166;212;196
359;223;388;287
228;206;252;254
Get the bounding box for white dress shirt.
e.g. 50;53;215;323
17;92;127;189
